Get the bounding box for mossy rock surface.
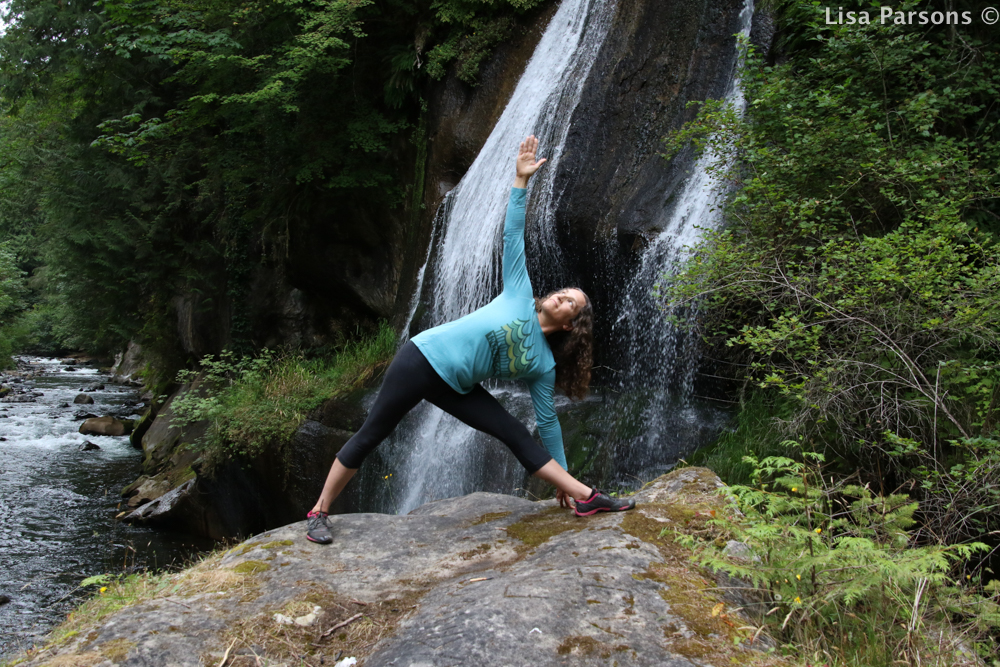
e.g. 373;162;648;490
12;469;791;667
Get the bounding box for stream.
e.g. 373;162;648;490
0;357;213;658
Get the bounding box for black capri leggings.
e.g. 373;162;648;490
335;341;553;473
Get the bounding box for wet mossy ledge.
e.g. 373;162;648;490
6;469;792;667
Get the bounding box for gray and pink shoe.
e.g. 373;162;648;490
574;490;636;516
306;510;333;544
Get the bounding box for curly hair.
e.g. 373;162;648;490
535;288;594;400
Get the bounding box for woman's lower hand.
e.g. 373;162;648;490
556;489;573;509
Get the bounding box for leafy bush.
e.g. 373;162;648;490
679;447;1000;666
885;434;1000;547
662;2;1000;549
171;322;396;468
664;11;1000;660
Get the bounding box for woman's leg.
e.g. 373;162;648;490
311;341;446;514
531;459;591;500
311;459;358;515
427;385;592;501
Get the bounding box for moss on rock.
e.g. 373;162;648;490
232;560;270;575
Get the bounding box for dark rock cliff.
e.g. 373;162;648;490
526;0;748;347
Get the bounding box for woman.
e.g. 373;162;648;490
306;135;634;544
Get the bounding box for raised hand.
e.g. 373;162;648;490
514;134;547;188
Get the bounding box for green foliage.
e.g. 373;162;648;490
425;0;548;82
0;243;27;366
78;574;113;588
171;322;395;467
0;0;551;357
885;434;1000;547
679;447;1000;665
662;2;1000;548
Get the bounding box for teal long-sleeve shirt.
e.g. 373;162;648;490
412;187;567;470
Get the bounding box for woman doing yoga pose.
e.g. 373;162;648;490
306;135;634;544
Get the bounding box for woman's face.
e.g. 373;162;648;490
541;288;587;329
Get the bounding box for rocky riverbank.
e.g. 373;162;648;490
9;468;787;667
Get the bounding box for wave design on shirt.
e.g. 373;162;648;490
486;319;534;378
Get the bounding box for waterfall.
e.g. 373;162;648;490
383;0;616;513
418;0;614;324
603;0;754;482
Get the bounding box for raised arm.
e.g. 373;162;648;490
503;136;547;298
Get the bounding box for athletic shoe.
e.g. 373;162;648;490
574;490;636;517
306;510;333;544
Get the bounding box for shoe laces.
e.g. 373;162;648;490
307;510;329;527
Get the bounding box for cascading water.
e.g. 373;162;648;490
363;0;754;514
420;0;614;325
602;0;754;483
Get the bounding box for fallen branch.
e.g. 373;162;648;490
216;638;237;667
320;612;364;639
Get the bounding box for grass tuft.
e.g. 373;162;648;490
172;322;397;468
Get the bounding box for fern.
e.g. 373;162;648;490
678;443;999;665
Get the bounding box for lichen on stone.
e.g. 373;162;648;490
261;540;294;549
469;510;512;525
556;635;630;659
100;638;135;663
503;506;589;555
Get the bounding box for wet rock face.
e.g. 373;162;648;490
16;469;783;667
545;0;746;281
110;340;145;385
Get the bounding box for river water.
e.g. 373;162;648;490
0;357;213;658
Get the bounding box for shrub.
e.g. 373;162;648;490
171;322;396;468
679;446;1000;666
662;2;1000;549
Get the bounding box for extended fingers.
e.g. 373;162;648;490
520;134;538;156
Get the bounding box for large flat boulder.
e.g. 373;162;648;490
12;469;787;667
